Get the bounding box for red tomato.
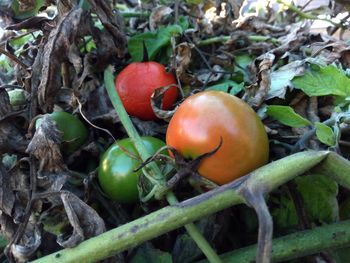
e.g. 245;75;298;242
115;62;178;120
166;90;269;185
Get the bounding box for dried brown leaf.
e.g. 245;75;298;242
0;163;15;216
234;15;283;33
37;8;84;112
0;88;12;119
149;6;173;30
6;17;52;31
26;115;68;190
0;121;27;154
244;53;275;108
57;192;105;248
173;42;193;78
196;65;224;84
87;0;126;57
151;85;179;122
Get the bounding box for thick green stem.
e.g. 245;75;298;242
166;192;222;263
121;11;150;18
103;67;220;262
197;35;280;46
197;220;350;263
315;152;350;189
31;151;330;263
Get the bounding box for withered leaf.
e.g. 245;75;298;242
244;53;275;108
234;15;283;33
151;85;179;122
11;221;41;263
196;65;224;84
173;42;193;79
149;6;173;30
87;0;126;57
0;162;15;216
57;192;105;248
26;115;68;190
0;121;27;154
0;88;12;119
38;8;83;112
6;17;52;31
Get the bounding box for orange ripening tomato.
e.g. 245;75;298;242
166;90;269;185
115;62;178;120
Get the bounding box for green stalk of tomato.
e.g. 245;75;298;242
31;150;350;263
102;66;223;263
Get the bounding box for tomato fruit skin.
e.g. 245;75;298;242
166;90;269;185
36;111;88;154
115;62;178;120
98;137;167;203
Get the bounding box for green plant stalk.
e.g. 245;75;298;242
197;220;350;263
103;66;162;177
197;35;280;46
276;0;341;27
31;151;331;263
103;67;222;263
314;152;350;189
166;192;223;263
121;11;150;18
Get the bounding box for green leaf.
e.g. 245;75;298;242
266;105;312;127
130;243;172;263
268;60;304;99
128;25;183;62
295;174;339;223
0;234;7;249
206;80;243;95
9;34;33;47
232;54;254;82
292;65;350;97
2;154;17;170
271;174;339;230
0;55;12;73
315;122;336;146
178;16;190;31
271;194;298;229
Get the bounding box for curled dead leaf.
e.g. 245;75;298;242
149;6;173;30
151;85;179;122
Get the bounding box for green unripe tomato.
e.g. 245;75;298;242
36;111;88;154
98;137;167;203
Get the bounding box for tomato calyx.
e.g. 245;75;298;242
166;137;223;189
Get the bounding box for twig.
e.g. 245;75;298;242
0;47;29;71
291;117;336;153
329;13;350;37
174;0;179;24
286;181;311;230
183;34;212;71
